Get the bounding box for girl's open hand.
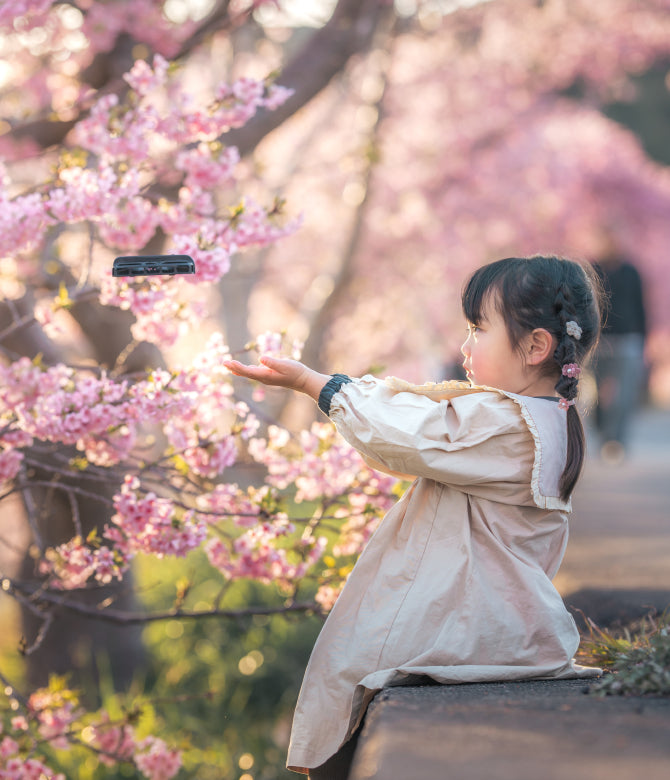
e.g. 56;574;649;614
224;356;332;401
224;356;308;389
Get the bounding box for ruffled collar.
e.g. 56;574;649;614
384;377;571;511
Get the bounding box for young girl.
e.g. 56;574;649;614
225;255;603;779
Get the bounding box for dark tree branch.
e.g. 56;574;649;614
291;11;398;374
5;576;320;624
226;0;393;157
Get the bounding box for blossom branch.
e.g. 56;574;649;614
20;612;54;657
5;578;321;625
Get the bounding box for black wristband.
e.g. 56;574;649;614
318;374;352;416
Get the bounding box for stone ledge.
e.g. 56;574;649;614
349;679;670;780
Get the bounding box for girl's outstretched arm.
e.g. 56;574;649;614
223;356;332;403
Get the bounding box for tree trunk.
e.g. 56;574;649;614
0;300;146;697
17;464;145;697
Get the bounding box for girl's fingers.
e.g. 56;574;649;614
223;357;294;386
223;359;244;374
225;358;278;372
258;355;292;372
224;357;320;395
223;359;261;378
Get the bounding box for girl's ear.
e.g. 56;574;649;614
524;328;555;365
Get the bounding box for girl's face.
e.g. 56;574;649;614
460;300;533;394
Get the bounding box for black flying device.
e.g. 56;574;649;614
112;255;196;277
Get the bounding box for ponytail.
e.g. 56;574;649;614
553;282;587;502
560;406;585;502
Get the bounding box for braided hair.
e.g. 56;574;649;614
462;255;603;501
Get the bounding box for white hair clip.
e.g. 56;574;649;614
565;321;582;340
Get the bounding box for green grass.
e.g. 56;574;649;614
578;611;670;696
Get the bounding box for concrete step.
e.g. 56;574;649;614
350;680;670;780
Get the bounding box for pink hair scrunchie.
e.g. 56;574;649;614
562;363;581;378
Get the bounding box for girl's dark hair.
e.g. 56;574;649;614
462;255;603;502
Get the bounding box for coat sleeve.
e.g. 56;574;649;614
329;376;536;503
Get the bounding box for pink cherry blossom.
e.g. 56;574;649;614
0;0;55;28
100;273;205;346
255;331;284;357
88;717;136;767
263;83;295;110
175;143;240;190
46;163;121;223
315;582;345;613
0;756;64;780
0;449;24;484
27;688;81;751
39;536;123;591
0;737;19;759
170;234;232;284
80;425;136;467
34;300;65;339
9;718;27;733
82;2;190;58
108;476;207;560
123;55;169;96
99;196;160;251
249;421;397;506
0;190;53;257
134;736;182;780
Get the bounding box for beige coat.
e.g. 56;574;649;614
287;377;600;773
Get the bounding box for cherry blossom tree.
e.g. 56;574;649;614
1;0;670;776
0;2;402;775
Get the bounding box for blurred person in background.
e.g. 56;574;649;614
593;237;648;464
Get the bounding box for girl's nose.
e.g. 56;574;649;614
460;337;470;358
